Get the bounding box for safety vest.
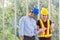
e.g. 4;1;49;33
38;19;52;38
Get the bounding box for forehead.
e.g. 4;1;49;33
42;15;47;16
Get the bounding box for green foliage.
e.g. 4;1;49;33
0;0;59;40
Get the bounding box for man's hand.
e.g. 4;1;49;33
20;36;24;40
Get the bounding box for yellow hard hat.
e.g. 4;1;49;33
41;8;48;15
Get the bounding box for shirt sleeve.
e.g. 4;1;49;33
34;28;38;36
50;20;54;25
36;20;40;26
18;17;25;36
50;20;54;27
34;20;40;36
50;20;52;25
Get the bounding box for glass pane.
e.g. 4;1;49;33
0;0;2;40
16;0;26;40
51;0;59;40
28;0;38;19
16;0;26;18
40;0;48;10
4;0;19;40
28;0;38;10
0;0;59;40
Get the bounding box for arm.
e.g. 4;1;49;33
37;25;46;35
36;20;40;30
20;36;24;40
36;20;46;35
37;25;40;30
18;17;25;40
50;22;54;32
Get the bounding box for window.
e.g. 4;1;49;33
0;0;59;40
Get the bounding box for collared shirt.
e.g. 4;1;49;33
18;16;37;36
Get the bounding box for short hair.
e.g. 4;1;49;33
29;10;34;13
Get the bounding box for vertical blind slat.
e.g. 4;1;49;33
48;0;51;19
26;0;28;15
37;0;40;19
14;0;17;40
2;0;5;40
59;0;60;40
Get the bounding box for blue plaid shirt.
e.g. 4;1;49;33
18;16;37;36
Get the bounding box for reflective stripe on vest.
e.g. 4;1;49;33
38;19;52;38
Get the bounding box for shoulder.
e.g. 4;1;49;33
48;19;54;25
19;16;27;21
36;20;40;26
48;19;52;23
36;20;40;24
37;20;40;22
32;18;36;23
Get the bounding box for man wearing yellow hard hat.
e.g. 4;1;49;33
36;8;54;40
